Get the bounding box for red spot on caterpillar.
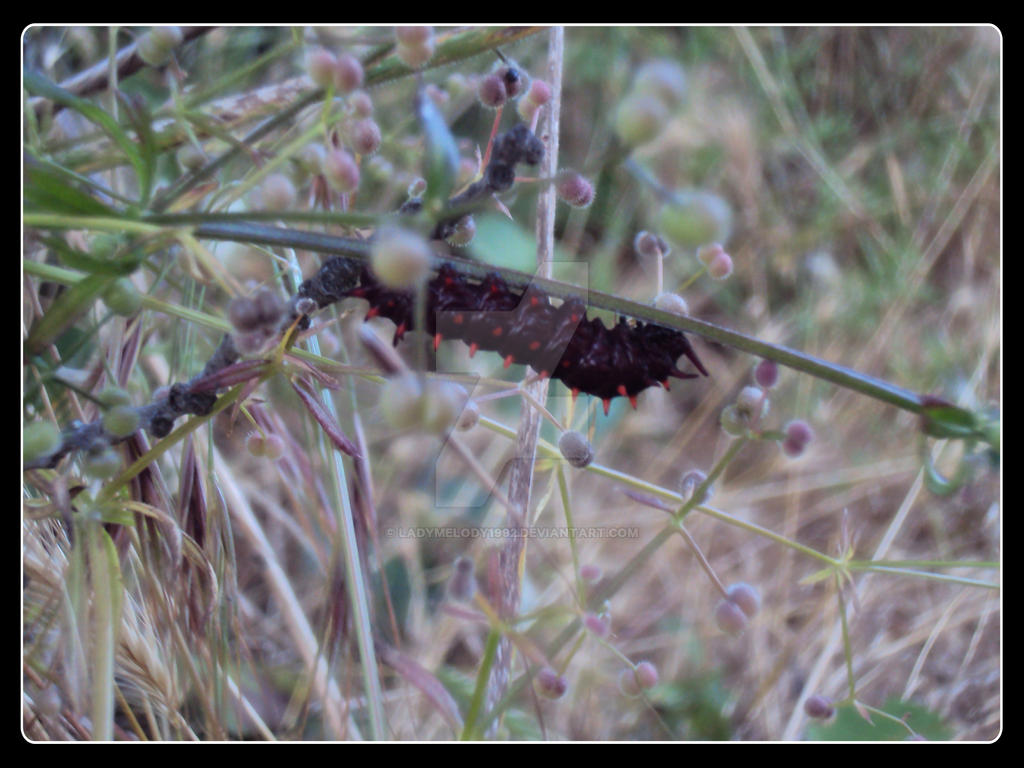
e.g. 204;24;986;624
529;340;541;351
366;306;380;319
434;333;443;351
602;399;611;416
468;342;479;357
492;326;503;336
504;355;515;368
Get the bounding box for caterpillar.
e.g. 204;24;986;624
296;257;708;414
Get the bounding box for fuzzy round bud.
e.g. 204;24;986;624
753;359;779;390
477;73;508;109
803;694;835;720
258;173;297;211
245;432;266;458
726;583;761;618
535;667;569;700
447;556;477;603
456;399;480;431
103;278;143;317
633;661;659;690
378;374;424;430
298;143;326;175
234;328;273;356
657;193;733;250
735;386;768;421
696;242;726;266
782;419;815;458
556;171;595;208
632;59;688;111
333;53;364;93
678;469;712;505
371;227;432;290
136;27;182;67
445;215;477;247
714;598;749;635
102;405;140;439
719;404;746;437
558;430;594;468
262;434;285;461
580;564;602;583
83;447;121;479
295;296;318;317
177;142;206;171
253;288;286;327
323;148;360;194
347;118;381;156
407;177;428;199
525;78;552;107
493;62;528;99
634;230;667;258
395;26;433;46
584;612;610;638
707;250;734;280
307;48;338;88
396;39;435;69
227;296;261;333
654;292;689;316
423;382;468;434
96;386;132;408
23;421;61;464
516;98;540;123
614;92;670;147
349;89;374;117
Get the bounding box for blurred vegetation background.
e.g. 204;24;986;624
23;26;999;741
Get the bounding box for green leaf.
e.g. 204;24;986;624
805;698;953;741
417;88;460;211
24;71;148;204
920;397;981;440
26;273;113;356
39;234;143;277
116;91;157;206
24;155;116;216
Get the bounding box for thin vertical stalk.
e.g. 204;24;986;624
483;25;563;736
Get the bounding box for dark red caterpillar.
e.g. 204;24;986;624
297;258;708;414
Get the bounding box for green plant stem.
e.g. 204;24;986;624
461;628;502;740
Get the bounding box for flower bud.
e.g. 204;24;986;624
753;359;779;389
136;26;182;67
535;667;568;700
556;171;595;209
714;598;749;635
580;564;602;583
782;419;815;458
102;405;140;438
678;469;712;504
83;447;121;479
307;48;338;88
657;192;733;250
445;215;477;248
333;53;364;93
803;694;835;719
477;73;508;109
735;386;768;421
349;89;374;117
396;39;434;69
347;118;381;156
614;92;669;147
258;173;297;211
725;583;761;618
23;421;61;465
371;228;432;290
632;59;687;111
558;430;594;468
584;612;610;638
103;278;143;317
654;292;688;316
456;399;480;431
395;26;433;46
323;148;360;194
